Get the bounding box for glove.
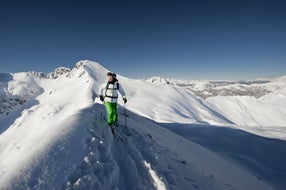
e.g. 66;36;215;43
123;97;127;103
99;95;104;102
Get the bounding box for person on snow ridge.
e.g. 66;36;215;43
98;71;127;127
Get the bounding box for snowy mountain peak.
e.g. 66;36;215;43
27;71;47;79
45;60;95;79
46;67;72;79
75;60;85;69
273;75;286;82
144;76;171;85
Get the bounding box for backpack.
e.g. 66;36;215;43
105;81;119;98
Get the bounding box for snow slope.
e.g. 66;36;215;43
205;77;286;138
146;75;286;135
162;123;286;190
118;77;232;125
0;102;274;190
0;60;281;189
206;86;286;127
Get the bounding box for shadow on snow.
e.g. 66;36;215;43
160;123;286;190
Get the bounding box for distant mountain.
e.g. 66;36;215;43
144;75;286;128
145;76;286;99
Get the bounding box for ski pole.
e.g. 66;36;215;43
124;103;127;128
123;103;132;136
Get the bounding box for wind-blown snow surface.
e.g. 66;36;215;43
0;60;284;189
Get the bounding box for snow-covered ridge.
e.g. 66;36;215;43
10;60;86;80
1;61;286;127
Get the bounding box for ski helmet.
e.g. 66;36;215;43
107;71;116;78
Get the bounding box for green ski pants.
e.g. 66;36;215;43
105;102;118;125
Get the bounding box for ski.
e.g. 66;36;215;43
109;125;124;142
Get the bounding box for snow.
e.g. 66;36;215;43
0;60;285;190
143;161;167;190
146;76;285;99
206;88;286;128
162;123;286;190
120;77;231;125
145;74;286;138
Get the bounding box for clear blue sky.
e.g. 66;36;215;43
0;0;286;80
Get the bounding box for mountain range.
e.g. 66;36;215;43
0;60;285;190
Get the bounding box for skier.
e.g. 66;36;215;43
98;71;127;130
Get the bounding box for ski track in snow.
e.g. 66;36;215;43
64;104;174;190
61;104;275;190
